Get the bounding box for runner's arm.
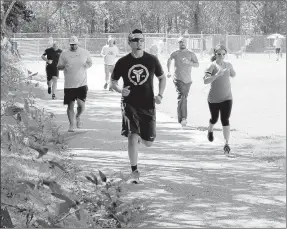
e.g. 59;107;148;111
203;64;219;84
167;56;173;73
229;63;236;77
84;53;92;68
190;52;199;67
100;46;106;57
41;50;49;62
157;74;166;97
57;53;65;70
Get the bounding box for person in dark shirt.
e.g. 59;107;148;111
111;29;167;184
41;41;62;99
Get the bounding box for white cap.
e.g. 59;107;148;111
69;36;79;44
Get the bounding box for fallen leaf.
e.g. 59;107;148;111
48;161;67;173
99;170;107;182
0;207;14;228
51;193;76;208
85;176;98;186
56;202;71;216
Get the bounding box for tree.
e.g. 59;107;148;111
2;0;34;32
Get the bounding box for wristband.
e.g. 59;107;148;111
158;94;163;99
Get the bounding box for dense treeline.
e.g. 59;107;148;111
1;0;287;35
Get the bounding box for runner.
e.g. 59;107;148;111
41;40;62;99
167;36;199;127
149;41;159;57
100;36;119;91
110;29;166;184
273;36;283;61
57;36;93;132
203;44;236;154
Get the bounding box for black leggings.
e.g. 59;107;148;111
208;100;232;126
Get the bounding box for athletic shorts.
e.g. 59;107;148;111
46;66;59;81
121;102;156;142
275;48;280;54
64;85;88;105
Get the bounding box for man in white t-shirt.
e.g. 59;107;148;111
101;37;119;90
57;36;92;132
273;36;283;61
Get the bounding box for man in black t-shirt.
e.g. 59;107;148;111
41;41;62;99
111;29;167;184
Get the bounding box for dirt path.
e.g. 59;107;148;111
31;77;286;228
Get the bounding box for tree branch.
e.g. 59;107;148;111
1;0;17;32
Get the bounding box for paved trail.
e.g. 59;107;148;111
30;72;285;228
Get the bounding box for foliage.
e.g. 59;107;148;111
12;0;287;35
1;0;35;32
1;37;144;228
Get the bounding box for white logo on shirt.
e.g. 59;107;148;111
128;64;149;85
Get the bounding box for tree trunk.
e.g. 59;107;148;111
156;16;160;33
175;16;179;33
193;2;200;34
104;18;109;33
167;16;172;33
235;0;241;34
1;0;16;32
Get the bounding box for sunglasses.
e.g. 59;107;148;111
130;38;145;42
217;53;226;56
70;44;77;46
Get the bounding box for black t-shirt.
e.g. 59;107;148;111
111;52;164;109
43;47;62;69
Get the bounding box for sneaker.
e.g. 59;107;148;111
68;125;75;132
208;131;214;142
52;94;56;99
104;83;108;89
180;119;187;127
48;87;51;94
130;170;140;184
223;144;230;154
109;87;113;91
76;116;82;128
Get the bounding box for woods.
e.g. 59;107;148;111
1;0;286;36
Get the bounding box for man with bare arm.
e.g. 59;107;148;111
57;36;92;132
111;29;166;184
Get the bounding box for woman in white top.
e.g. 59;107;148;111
203;44;236;154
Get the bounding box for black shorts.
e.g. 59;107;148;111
64;85;88;105
275;48;280;54
46;66;59;81
121;102;156;142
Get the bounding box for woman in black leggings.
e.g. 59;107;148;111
203;45;236;154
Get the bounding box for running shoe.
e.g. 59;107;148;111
104;83;108;89
48;87;51;94
208;131;214;142
52;94;56;99
68;125;75;132
130;170;140;184
223;144;230;154
181;119;187;127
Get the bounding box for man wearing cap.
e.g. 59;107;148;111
57;36;92;132
100;36;120;90
41;40;62;99
167;36;199;127
111;29;166;184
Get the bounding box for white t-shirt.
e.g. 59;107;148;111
101;45;119;65
274;39;282;48
57;47;92;88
